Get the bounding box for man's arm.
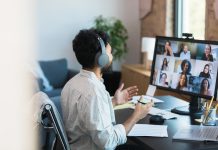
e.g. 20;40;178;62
79;95;127;149
112;83;138;107
123;102;153;134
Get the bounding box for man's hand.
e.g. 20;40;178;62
123;99;153;134
112;83;138;106
133;101;153;120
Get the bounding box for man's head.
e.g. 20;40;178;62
183;45;188;53
72;29;113;69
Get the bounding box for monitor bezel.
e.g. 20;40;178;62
150;36;218;100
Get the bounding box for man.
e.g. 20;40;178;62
180;44;191;60
61;29;153;150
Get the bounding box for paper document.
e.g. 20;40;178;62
128;124;168;137
146;84;156;96
113;102;135;110
131;95;163;104
173;125;218;141
149;107;180;119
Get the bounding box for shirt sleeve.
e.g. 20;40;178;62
77;94;127;149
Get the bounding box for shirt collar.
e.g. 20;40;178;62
80;69;104;83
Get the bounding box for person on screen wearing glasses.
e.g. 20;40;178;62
61;29;153;150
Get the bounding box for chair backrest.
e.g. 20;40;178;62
39;58;68;88
32;92;70;150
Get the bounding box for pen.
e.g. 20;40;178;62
137;95;146;105
203;96;214;123
215;103;218;110
137;99;154;105
208;96;214;110
137;100;146;105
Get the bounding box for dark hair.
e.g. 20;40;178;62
200;78;210;93
176;74;187;90
159;73;167;82
203;64;210;73
72;29;109;69
161;58;168;70
165;41;171;46
206;44;211;52
181;59;191;74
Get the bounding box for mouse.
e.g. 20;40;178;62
149;115;165;125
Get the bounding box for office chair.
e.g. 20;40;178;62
33;92;70;150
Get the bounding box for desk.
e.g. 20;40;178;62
115;95;218;150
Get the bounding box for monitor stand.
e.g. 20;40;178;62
171;96;203;116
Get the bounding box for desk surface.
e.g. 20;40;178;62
115;96;218;150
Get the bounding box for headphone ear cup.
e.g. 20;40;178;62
96;36;110;68
98;53;109;68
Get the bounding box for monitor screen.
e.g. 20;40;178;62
150;36;218;100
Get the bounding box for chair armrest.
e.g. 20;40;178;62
37;78;44;91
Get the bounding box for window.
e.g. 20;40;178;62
175;0;205;40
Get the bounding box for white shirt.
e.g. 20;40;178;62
61;69;127;150
180;51;191;60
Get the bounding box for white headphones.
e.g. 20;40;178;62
96;37;110;68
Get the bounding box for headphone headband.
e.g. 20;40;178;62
96;36;109;68
97;37;106;54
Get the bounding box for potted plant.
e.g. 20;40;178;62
93;15;128;61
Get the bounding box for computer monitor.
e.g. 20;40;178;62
150;36;218;115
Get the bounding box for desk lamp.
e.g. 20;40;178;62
141;37;156;70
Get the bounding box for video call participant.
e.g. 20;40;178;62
164;41;174;56
199;64;211;79
200;78;212;96
61;29;153;150
208;63;214;74
180;44;191;60
180;59;192;75
201;44;213;62
152;69;158;85
159;73;168;87
176;74;188;91
161;58;169;71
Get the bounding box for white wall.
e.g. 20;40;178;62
36;0;140;70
